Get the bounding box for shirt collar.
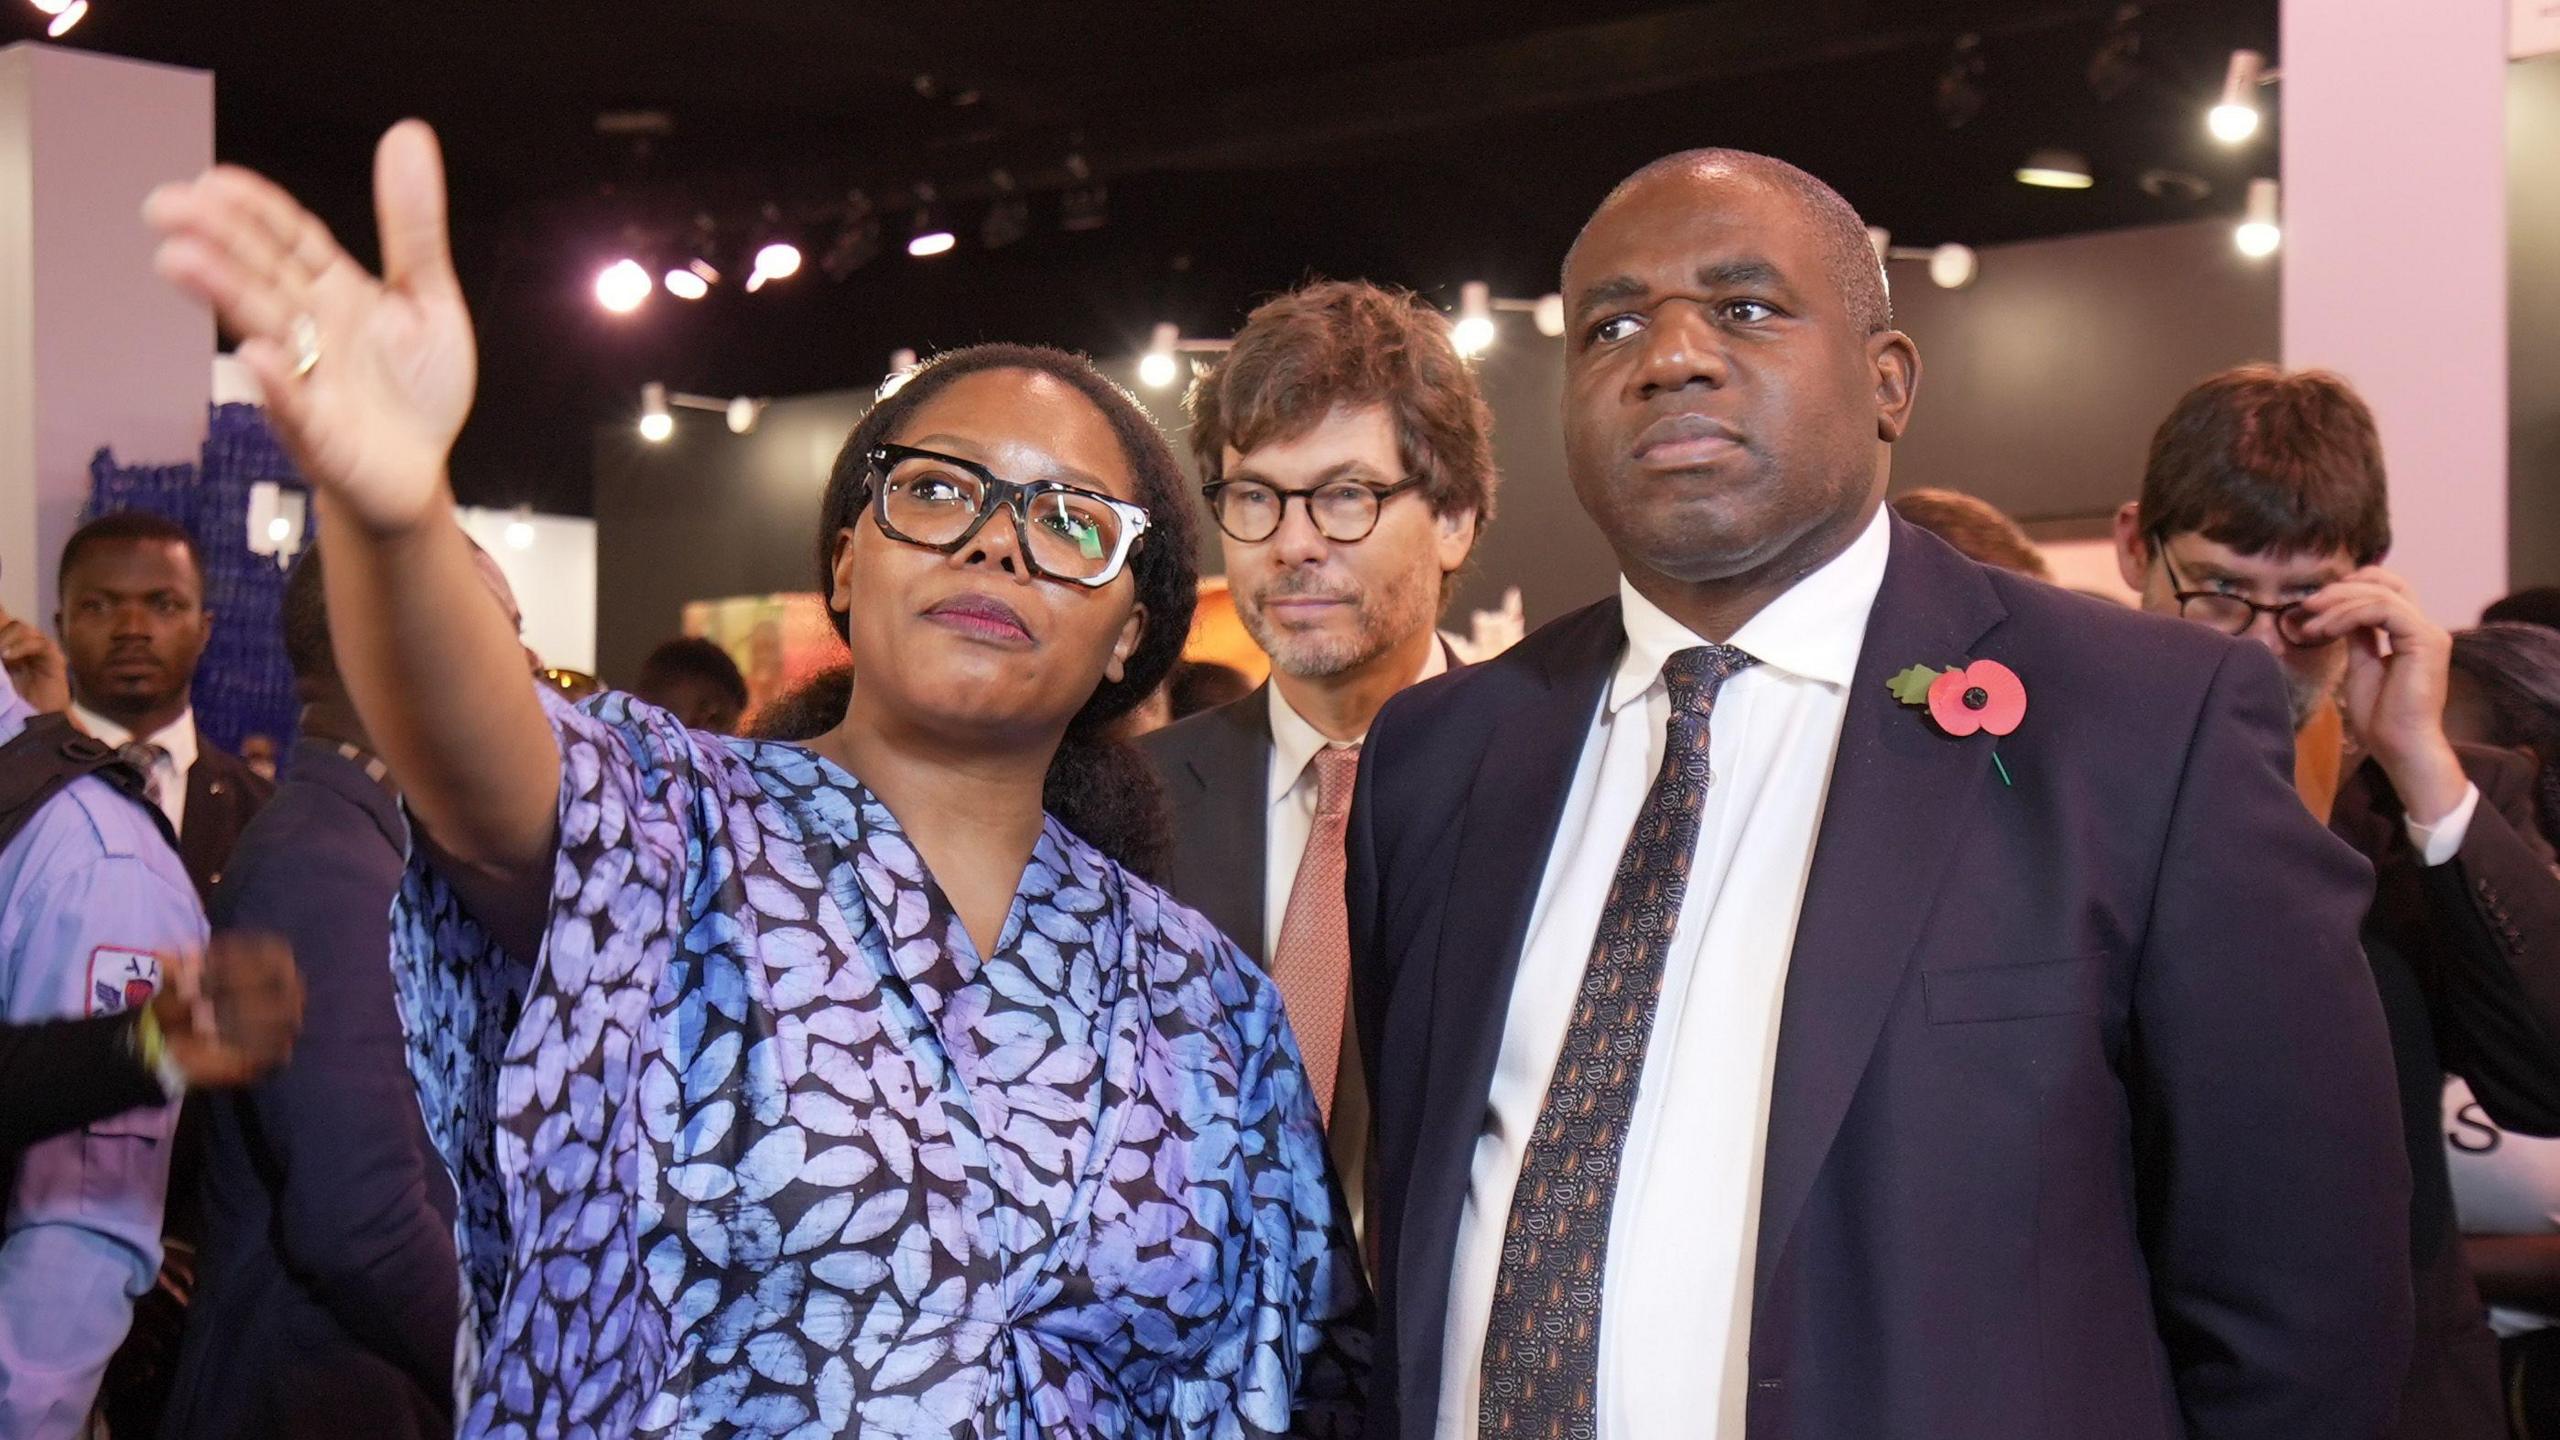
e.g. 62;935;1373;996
70;701;199;777
1607;504;1892;714
1266;634;1452;805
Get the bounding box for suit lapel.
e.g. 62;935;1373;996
1399;599;1622;1387
1752;521;2009;1300
1181;690;1274;963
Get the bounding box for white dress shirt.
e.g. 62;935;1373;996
1436;506;1891;1440
1264;638;1450;960
70;702;196;838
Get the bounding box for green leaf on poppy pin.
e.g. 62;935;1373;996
1886;664;1949;707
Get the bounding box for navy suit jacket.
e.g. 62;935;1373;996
162;741;456;1440
1347;517;2413;1440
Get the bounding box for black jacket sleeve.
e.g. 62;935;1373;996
0;1013;163;1150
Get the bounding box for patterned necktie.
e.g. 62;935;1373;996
1271;742;1362;1121
117;741;168;807
1478;642;1757;1439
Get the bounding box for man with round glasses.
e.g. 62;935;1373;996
1139;279;1496;1246
2114;363;2560;1440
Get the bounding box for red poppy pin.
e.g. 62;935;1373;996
1887;658;2027;786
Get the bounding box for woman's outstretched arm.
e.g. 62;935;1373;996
147;122;558;949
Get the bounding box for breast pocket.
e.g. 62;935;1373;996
1922;954;2108;1025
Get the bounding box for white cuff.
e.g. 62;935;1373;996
2406;781;2482;868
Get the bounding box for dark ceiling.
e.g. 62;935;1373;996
19;0;2278;514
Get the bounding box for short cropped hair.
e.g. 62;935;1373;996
1188;279;1498;531
636;637;749;715
2139;365;2391;565
1892;489;2049;579
281;546;334;684
1577;148;1892;337
60;510;203;592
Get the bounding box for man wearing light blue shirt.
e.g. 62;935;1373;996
0;659;205;1439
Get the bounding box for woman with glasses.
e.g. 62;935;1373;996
145;122;1366;1438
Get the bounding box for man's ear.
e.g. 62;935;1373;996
2112;502;2151;592
1435;505;1479;575
1106;602;1146;685
1870;330;1921;442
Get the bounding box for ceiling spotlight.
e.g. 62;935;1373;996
46;0;87;35
879;347;921;400
1935;33;1986;130
2137;167;2212;205
594;258;652;314
2235;177;2281;258
1532;293;1566;339
1138;323;1181;389
1866;226;1893;264
2209;49;2266;144
908;186;956;258
504;506;536;551
725;396;764;435
639;382;673;443
1928;243;1979;290
662;266;709;301
1452;282;1496;358
1061;184;1109;233
744;239;802;293
2014;148;2094;189
819;216;882;281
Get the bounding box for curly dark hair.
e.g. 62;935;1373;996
813;344;1198;877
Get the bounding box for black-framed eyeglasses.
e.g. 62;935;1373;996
2152;531;2323;647
863;443;1150;588
1201;474;1428;545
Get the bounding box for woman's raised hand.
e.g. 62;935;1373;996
145;120;474;535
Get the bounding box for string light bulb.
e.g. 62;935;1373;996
1138;324;1181;389
2209;50;2266;145
1452;281;1496;358
638;382;673;443
2235;178;2281;258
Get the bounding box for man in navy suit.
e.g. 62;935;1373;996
1347;149;2412;1439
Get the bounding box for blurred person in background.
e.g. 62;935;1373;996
2445;622;2560;852
630;635;750;736
1890;486;2050;579
162;545;482;1440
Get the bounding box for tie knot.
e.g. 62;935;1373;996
1662;643;1756;716
1311;743;1362;817
117;741;166;770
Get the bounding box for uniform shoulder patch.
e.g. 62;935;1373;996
87;946;161;1016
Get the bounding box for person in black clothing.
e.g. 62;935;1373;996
631;635;749;735
0;936;302;1153
2115;364;2560;1440
161;546;471;1440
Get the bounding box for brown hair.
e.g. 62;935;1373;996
1187;279;1498;533
1891;489;2049;579
2139;365;2391;565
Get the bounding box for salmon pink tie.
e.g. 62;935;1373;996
1272;742;1362;1120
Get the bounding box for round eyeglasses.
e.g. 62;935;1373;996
1201;475;1428;545
2154;536;2325;647
865;443;1150;588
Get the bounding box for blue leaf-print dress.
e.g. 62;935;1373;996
390;691;1370;1438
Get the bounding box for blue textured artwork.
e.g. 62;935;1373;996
85;402;306;754
392;689;1371;1438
